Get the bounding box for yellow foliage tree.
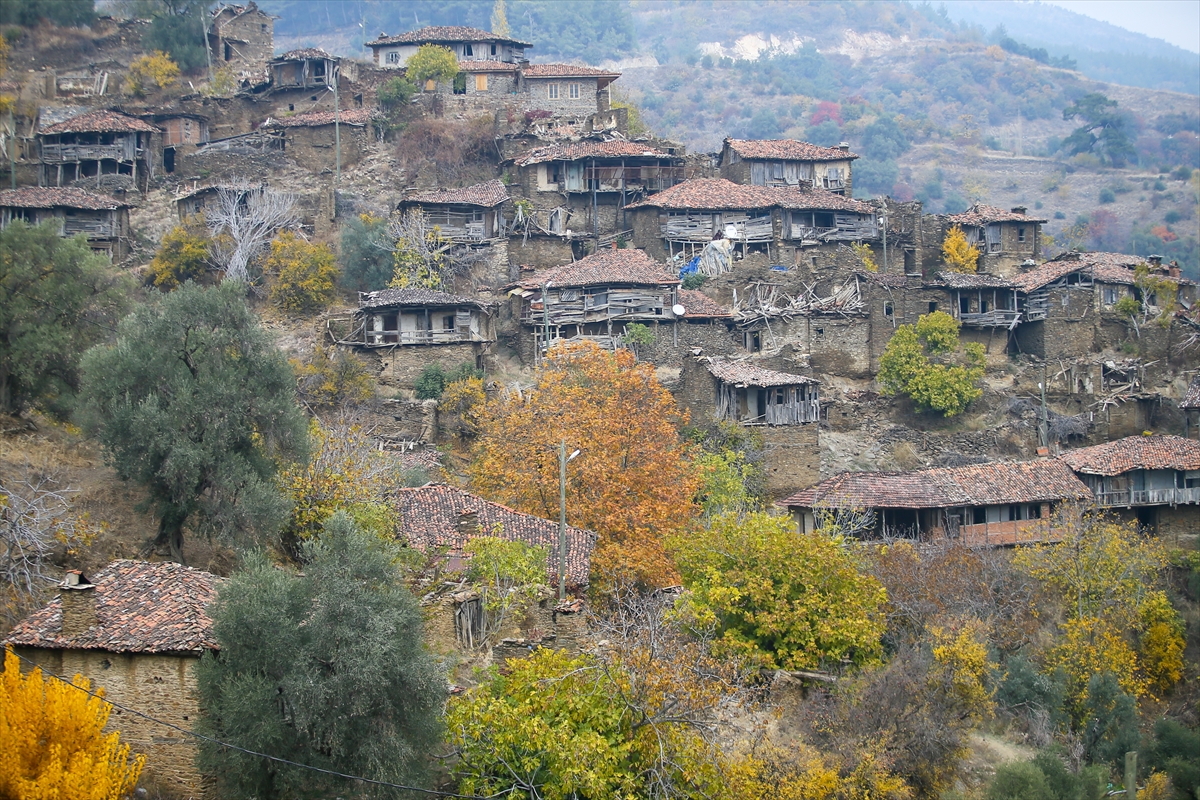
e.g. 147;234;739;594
124;51;179;97
292;344;374;411
930;617;995;719
726;743;912;800
150;215;211;289
438;375;486;440
941;225;980;273
0;648;144;799
267;232;339;313
469;341;698;590
851;241;879;272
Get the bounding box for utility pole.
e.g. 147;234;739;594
541;281;551;361
880;201;888;273
558;440;567;601
332;66;341;186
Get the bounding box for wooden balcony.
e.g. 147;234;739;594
958;309;1022;328
365;329;477;346
1095;487;1200;507
40;143;141;163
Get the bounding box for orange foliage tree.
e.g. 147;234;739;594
469;341;697;589
0;647;145;799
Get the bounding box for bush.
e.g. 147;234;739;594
377;75;417;108
681;273;707;289
267;232;339;313
942;225;980;273
124;51;178;97
1164;210;1182;224
338;213;393;292
1055;210;1067;219
1173;165;1194;181
878;312;986;416
414;361;479;400
1099;188;1116;204
292;344;374;411
151;215;211;288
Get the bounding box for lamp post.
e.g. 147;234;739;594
327;74;341;185
558;442;580;601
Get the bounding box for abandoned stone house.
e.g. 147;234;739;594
1060;434;1200;538
4;561;222;798
366;25;530;68
208;1;275;80
942;204;1046;277
507;247;683;358
146;113;209;175
719;138;857;195
397;179;510;243
625;178;879;264
1183;376;1200;439
174;181;262;220
783;459;1093;547
38;109;159;192
0;186;132;259
262;107;372;171
270;48;339;90
519;63;619;121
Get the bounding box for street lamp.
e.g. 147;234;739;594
558;442;580;601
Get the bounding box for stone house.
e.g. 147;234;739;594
942;204;1046;278
507;247;682;358
1182;375;1200;440
174;181;263;221
38;110;159;192
1060;434;1200;538
146;113;209;175
396;179;510;243
782;459;1093;546
208;2;275;80
4;561;223;798
519;63;619;120
366;25;530;69
719;138;858;195
625;178;878;264
262;107;372;172
0;186;132;259
269;48;338;90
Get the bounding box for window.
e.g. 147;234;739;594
1018;226;1026;242
547;83;559;100
425;79;436;92
464;44;473;57
1103;287;1119;305
928;302;938;313
387;51;399;64
260;23;267;32
475;73;488;91
960;296;971;314
452;73;466;94
568;82;580;99
443;315;455;331
884;302;894;317
490;44;497;55
980;299;989;313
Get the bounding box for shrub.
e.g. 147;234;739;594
878;312;985;416
1054;210;1066;219
377;75;417;108
405;44;458;87
1173;165;1194;181
124;51;179;97
414;361;478;400
942;225;980;272
292;344;374;411
267;232;339;313
1099;188;1116;204
1164;210;1182;224
151;215;211;288
681;273;707;289
338;213;393;292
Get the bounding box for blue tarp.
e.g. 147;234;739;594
679;255;700;277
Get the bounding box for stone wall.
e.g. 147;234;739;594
507;234;583;271
759;422;821;498
14;648;207;798
280;123;368;172
372;341;484;390
522;77;603;119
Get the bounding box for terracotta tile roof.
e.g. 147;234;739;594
395;484;595;587
782;459;1091;509
725;138;858;162
512;248;679;289
4;561;222;655
40;110;159;135
706;358;818;387
459;60;519;73
0;187;129;210
1059;435;1200;475
948;203;1047;226
934;271;1014;289
359;287;486;310
678;289;730;318
395;446;443;473
625;178;875;214
1182;375;1200;410
367;26;530;48
276;48;335;61
265;107;373;128
515;140;675;166
522;63;620;79
1014;252;1147;293
399;179;508;208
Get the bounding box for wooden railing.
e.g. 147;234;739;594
1096;488;1200;506
365;329;474;346
40;143;140;163
958;309;1021;328
63;218;118;237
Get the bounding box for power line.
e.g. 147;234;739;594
4;647;502;799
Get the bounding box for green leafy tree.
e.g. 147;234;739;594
878;311;985;417
0;221;132;416
338;213;394;292
0;0;95;27
78;282;306;562
196;513;446;799
1062;93;1136;167
150;215;211;289
670;511;887;671
405;44;459;89
464;534;547;644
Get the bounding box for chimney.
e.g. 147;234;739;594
837;142;850;151
1168;260;1181;279
1011;205;1027;215
456;510;480;539
1148;254;1163;268
59;571;97;638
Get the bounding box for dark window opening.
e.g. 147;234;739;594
904;249;915;271
443;315;455;330
453;73;467;94
163;147;175;173
1018;227;1026;242
960;296;970;314
288;103;294;111
884;302;894;317
224;42;232;61
973;507;986;524
928;301;938;313
464;44;473;57
814;211;834;228
309;95;317;101
490;44;497;55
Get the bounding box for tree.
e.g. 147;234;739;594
490;0;510;36
670;511;887;671
0;647;145;798
405;44;459;89
124;50;179;96
0;221;132;416
941;225;980;273
469;342;698;590
387;209;453;290
878;311;986;417
1062;93;1136;167
0;0;95;27
266;232;339;313
338;213;395;292
78;282;307;562
196;514;446;799
292;344;374;412
141;0;208;72
463;535;547;645
207;186;299;283
150;214;212;288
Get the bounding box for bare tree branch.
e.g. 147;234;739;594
207;185;299;283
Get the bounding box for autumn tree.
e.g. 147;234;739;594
670;511;887;671
942;225;980;273
463;535;547;645
387;209;454;290
266;232;339;313
78;282;307;562
124;50;179;96
292;344;374;412
405;44;459;89
150;214;211;289
878;311;985;416
490;0;510;36
0;647;145;798
469;341;698;589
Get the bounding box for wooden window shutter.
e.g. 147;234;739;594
475;73;488;92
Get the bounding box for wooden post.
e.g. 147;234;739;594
1125;752;1137;800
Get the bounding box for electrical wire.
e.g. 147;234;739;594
4;647;504;799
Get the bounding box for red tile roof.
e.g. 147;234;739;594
1059;435;1200;475
512;248;679;289
515;140;675;166
0;187;129;210
265;107;373;128
359;287;486;310
1182;375;1200;410
1014;252;1148;293
276;48;335;61
4;561;222;655
395;484;595;587
367;26;530;47
948;203;1047;226
678;289;730;318
725;138;858;162
782;459;1091;509
399;179;509;208
625;178;875;214
40;110;159;135
522;63;620;79
706;358;818;387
